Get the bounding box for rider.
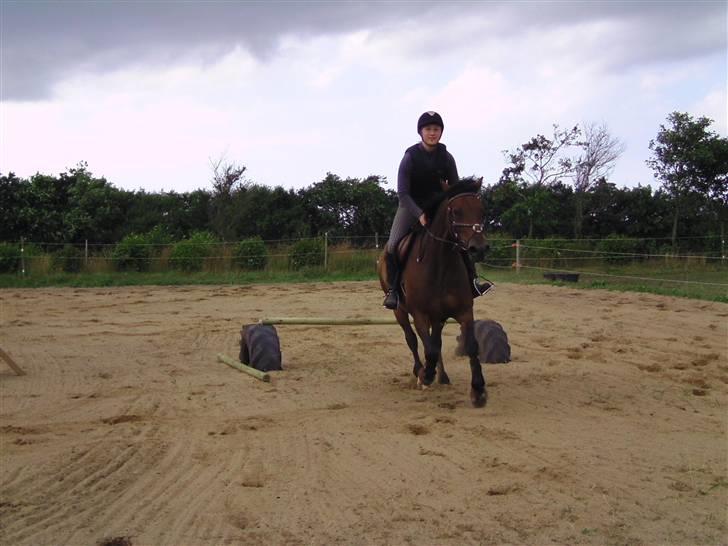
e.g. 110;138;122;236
382;111;492;310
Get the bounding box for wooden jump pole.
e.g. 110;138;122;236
259;317;458;326
0;348;26;376
216;353;270;382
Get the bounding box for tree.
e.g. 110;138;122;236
573;122;624;238
494;180;570;238
209;156;247;240
231;184;308;240
0;172;29;241
23;171;75;243
301;173;355;235
502;124;581;187
647;112;728;248
63;164;126;243
500;124;581;237
348;175;397;239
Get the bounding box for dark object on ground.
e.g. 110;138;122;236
98;537;133;546
456;320;511;364
239;324;283;372
543;272;580;282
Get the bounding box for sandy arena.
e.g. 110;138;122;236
1;282;726;545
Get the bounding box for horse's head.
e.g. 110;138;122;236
440;177;488;261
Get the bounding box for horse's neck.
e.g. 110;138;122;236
430;204;452;257
420;203;462;273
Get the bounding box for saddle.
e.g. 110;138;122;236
394;231;417;264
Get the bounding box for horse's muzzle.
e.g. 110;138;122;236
468;240;489;263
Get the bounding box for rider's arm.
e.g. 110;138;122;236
446;152;460;185
397;151;424;220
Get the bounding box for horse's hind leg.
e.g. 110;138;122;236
395;309;423;378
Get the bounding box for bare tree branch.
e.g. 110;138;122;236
209;154;247;198
574;122;625;193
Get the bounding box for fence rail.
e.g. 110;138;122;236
0;236;725;295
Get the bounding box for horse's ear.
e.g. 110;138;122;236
476;177;483;190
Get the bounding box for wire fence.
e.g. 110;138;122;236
1;235;726;297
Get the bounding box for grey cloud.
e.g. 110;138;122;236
2;0;725;101
3;1;436;100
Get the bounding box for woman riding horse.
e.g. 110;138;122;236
382;111;491;309
378;177;491;406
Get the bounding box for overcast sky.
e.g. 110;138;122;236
2;1;726;194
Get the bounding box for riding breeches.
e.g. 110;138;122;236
385;206;418;253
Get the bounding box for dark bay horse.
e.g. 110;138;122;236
378;178;490;407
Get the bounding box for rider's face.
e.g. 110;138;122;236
420;124;442;148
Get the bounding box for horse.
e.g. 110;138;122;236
377;178;490;407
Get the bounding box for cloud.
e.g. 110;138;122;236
2;1;725;101
2;1;725;194
1;1;434;100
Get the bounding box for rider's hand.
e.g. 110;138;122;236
419;213;427;226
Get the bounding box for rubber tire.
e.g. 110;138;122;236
239;324;283;371
455;319;511;364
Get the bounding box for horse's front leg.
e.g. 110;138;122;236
394;308;423;378
459;317;487;407
435;321;450;384
414;316;442;387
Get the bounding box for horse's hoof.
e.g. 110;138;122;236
418;369;435;388
437;372;451;385
470;389;488;408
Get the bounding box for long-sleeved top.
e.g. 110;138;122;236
397;142;459;219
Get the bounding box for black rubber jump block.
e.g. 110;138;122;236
455;319;511;364
543;272;580;282
239;324;283;372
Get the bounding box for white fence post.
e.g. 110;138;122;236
20;237;25;276
324;232;328;271
85;240;89;268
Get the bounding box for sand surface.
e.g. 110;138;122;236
1;282;726;546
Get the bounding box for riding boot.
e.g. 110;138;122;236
383;251;401;309
461;251;493;298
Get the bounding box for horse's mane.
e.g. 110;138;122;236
422;177;482;219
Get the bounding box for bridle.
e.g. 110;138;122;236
424;192;485;252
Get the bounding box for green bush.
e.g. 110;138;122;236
170;231;218;272
596;234;641;263
144;225;174;254
113;234;152;272
289;238;324;270
0;243;19;273
52;244;84;273
234;237;268;270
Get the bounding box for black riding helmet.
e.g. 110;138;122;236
417;111;444;134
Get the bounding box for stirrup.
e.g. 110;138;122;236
383;289;399;310
472;278;494;297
